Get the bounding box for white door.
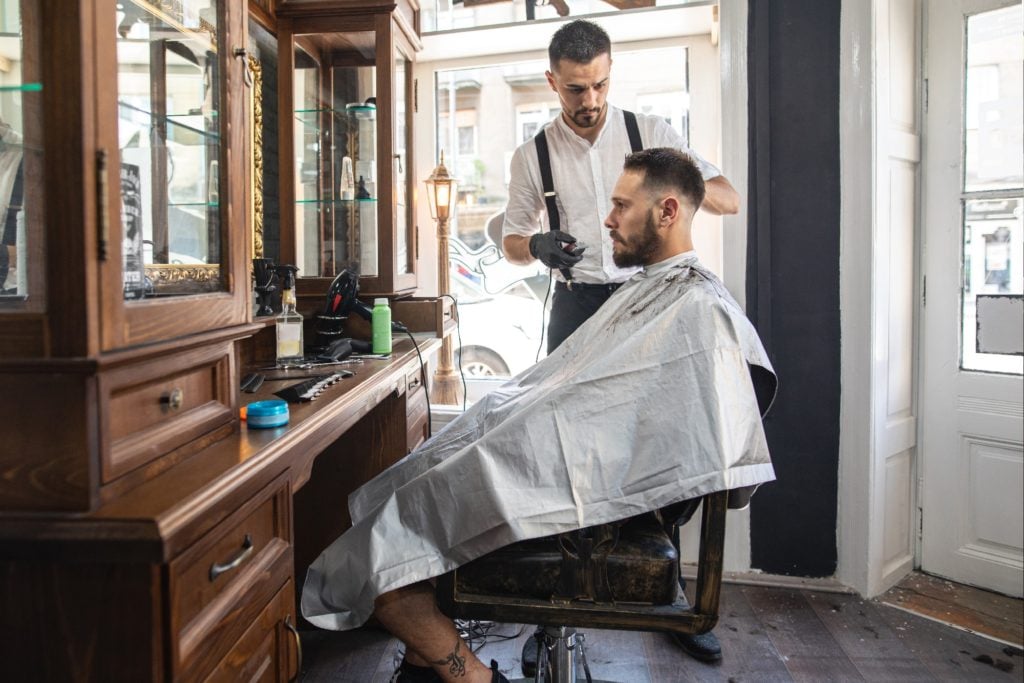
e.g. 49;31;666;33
921;0;1023;596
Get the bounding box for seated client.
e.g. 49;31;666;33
302;148;777;683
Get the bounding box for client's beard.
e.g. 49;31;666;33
611;213;660;268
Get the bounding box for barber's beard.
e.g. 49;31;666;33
611;213;661;268
569;103;605;129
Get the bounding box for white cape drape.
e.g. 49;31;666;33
302;254;776;630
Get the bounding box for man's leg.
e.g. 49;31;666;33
665;505;723;664
374;581;506;682
546;282;619;353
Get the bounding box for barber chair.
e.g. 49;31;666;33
436;490;731;683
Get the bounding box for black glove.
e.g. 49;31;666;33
528;230;586;270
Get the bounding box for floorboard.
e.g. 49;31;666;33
743;586;865;681
299;582;1024;682
879;572;1024;646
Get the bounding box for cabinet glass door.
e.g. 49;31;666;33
292;31;380;280
116;0;224;298
395;44;412;276
0;0;43;306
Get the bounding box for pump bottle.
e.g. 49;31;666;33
275;265;304;365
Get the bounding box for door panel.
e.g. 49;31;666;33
920;0;1023;596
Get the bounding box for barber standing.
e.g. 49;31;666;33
502;19;740;665
503;19;739;354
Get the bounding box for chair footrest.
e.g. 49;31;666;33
441;591;717;635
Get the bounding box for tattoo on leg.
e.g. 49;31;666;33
431;639;467;678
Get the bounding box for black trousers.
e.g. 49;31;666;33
547;280;622;353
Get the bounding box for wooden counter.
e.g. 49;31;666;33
0;335;440;681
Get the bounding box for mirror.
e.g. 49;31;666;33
116;0;223;298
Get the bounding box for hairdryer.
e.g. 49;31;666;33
323;268;372;321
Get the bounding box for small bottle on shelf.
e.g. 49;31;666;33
275;265;304;366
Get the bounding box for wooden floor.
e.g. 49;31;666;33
880;572;1023;647
299;582;1024;682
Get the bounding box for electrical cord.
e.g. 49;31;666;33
536;269;553;364
456;619;527;654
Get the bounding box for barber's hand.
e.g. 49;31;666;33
529;230;587;270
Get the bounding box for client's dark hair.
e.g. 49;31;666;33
623;147;706;209
549;20;611;69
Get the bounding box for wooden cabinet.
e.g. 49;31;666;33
0;0;250;357
0;1;436;680
276;0;421;299
0;0;255;512
168;474;294;680
406;360;428;451
0;468;298;682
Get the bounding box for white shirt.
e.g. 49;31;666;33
502;106;721;285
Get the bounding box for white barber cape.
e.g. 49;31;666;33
302;253;776;630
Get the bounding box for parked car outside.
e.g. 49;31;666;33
448;233;549;378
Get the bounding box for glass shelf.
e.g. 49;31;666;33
119;101;220;144
0;83;41;92
295;198;377;204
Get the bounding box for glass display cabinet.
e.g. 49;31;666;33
101;0;250;349
0;0;252;508
276;0;420;299
0;4;312;678
0;0;249;356
0;1;44;318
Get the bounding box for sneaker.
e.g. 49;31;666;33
673;584;723;663
670;631;723;663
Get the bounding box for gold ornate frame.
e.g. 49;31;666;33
250;55;264;258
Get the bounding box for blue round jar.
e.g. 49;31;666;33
245;399;290;429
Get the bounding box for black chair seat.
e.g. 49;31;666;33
437;491;728;637
454;513;678;605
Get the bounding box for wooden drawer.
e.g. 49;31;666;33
169;473;293;679
99;341;237;483
204;579;300;683
406;363;428;452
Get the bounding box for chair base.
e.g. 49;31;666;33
512;626;620;683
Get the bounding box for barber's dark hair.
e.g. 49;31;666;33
548;20;611;68
623;148;706;209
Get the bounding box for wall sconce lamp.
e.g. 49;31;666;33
424;152;461;405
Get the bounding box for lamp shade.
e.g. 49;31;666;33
425;151;458;222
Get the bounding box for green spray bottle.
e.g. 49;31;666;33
372;298;392;354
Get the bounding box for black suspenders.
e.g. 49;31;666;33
623;110;643;155
534;110;643;233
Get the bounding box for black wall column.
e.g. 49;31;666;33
747;0;842;577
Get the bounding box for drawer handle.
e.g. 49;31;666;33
408;377;421;390
284;615;303;681
208;534;254;581
160;388;184;411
